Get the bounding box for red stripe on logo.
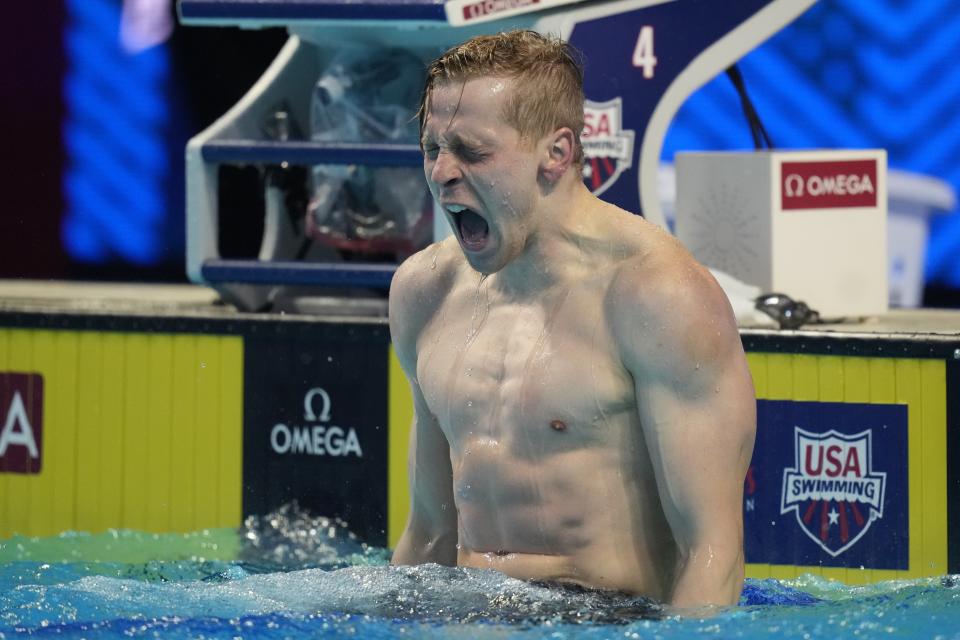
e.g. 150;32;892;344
839;501;849;543
820;501;830;542
850;502;865;527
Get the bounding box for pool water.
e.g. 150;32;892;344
2;506;959;639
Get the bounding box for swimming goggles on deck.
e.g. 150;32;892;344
755;292;821;330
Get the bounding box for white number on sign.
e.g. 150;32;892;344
632;25;657;79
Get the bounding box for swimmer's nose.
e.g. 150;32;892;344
429;151;462;188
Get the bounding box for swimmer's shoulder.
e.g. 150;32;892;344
391;237;463;301
389;238;463;358
591;200;677;259
595;199;706;296
604;217;738;373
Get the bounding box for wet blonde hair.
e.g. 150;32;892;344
419;30;585;168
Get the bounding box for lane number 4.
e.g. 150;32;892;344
632;25;657;79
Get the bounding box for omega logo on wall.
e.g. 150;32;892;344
269;387;364;458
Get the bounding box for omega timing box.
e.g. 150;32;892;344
675;149;888;319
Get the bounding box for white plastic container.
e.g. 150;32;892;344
675;149;888;319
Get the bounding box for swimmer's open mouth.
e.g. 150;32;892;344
447;204;489;251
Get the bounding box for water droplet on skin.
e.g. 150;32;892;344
467;400;473;407
695;362;701;370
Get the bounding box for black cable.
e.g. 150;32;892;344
725;64;775;150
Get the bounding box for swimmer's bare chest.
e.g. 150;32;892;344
414;277;658;554
416;277;632;448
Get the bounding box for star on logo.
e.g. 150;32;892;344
828;508;839;526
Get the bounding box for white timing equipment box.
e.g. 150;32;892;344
675;149;888;319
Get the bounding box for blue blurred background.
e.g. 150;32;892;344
1;0;958;304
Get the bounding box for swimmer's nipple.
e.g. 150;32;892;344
550;419;567;432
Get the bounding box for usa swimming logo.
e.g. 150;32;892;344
781;428;886;557
582;98;635;196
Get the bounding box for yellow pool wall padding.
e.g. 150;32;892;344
388;346;414;550
0;328;244;542
2;327;947;583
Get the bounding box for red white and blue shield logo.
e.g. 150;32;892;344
781;428;886;557
582;98;635;196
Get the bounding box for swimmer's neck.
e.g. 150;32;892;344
485;180;601;296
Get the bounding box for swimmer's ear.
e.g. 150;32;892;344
540;127;575;183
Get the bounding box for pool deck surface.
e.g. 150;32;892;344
1;279;959;338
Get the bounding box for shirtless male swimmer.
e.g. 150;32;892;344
389;30;756;610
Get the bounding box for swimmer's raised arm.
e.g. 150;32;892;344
389;248;458;566
609;250;756;609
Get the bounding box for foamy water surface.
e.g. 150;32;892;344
2;506;959;639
